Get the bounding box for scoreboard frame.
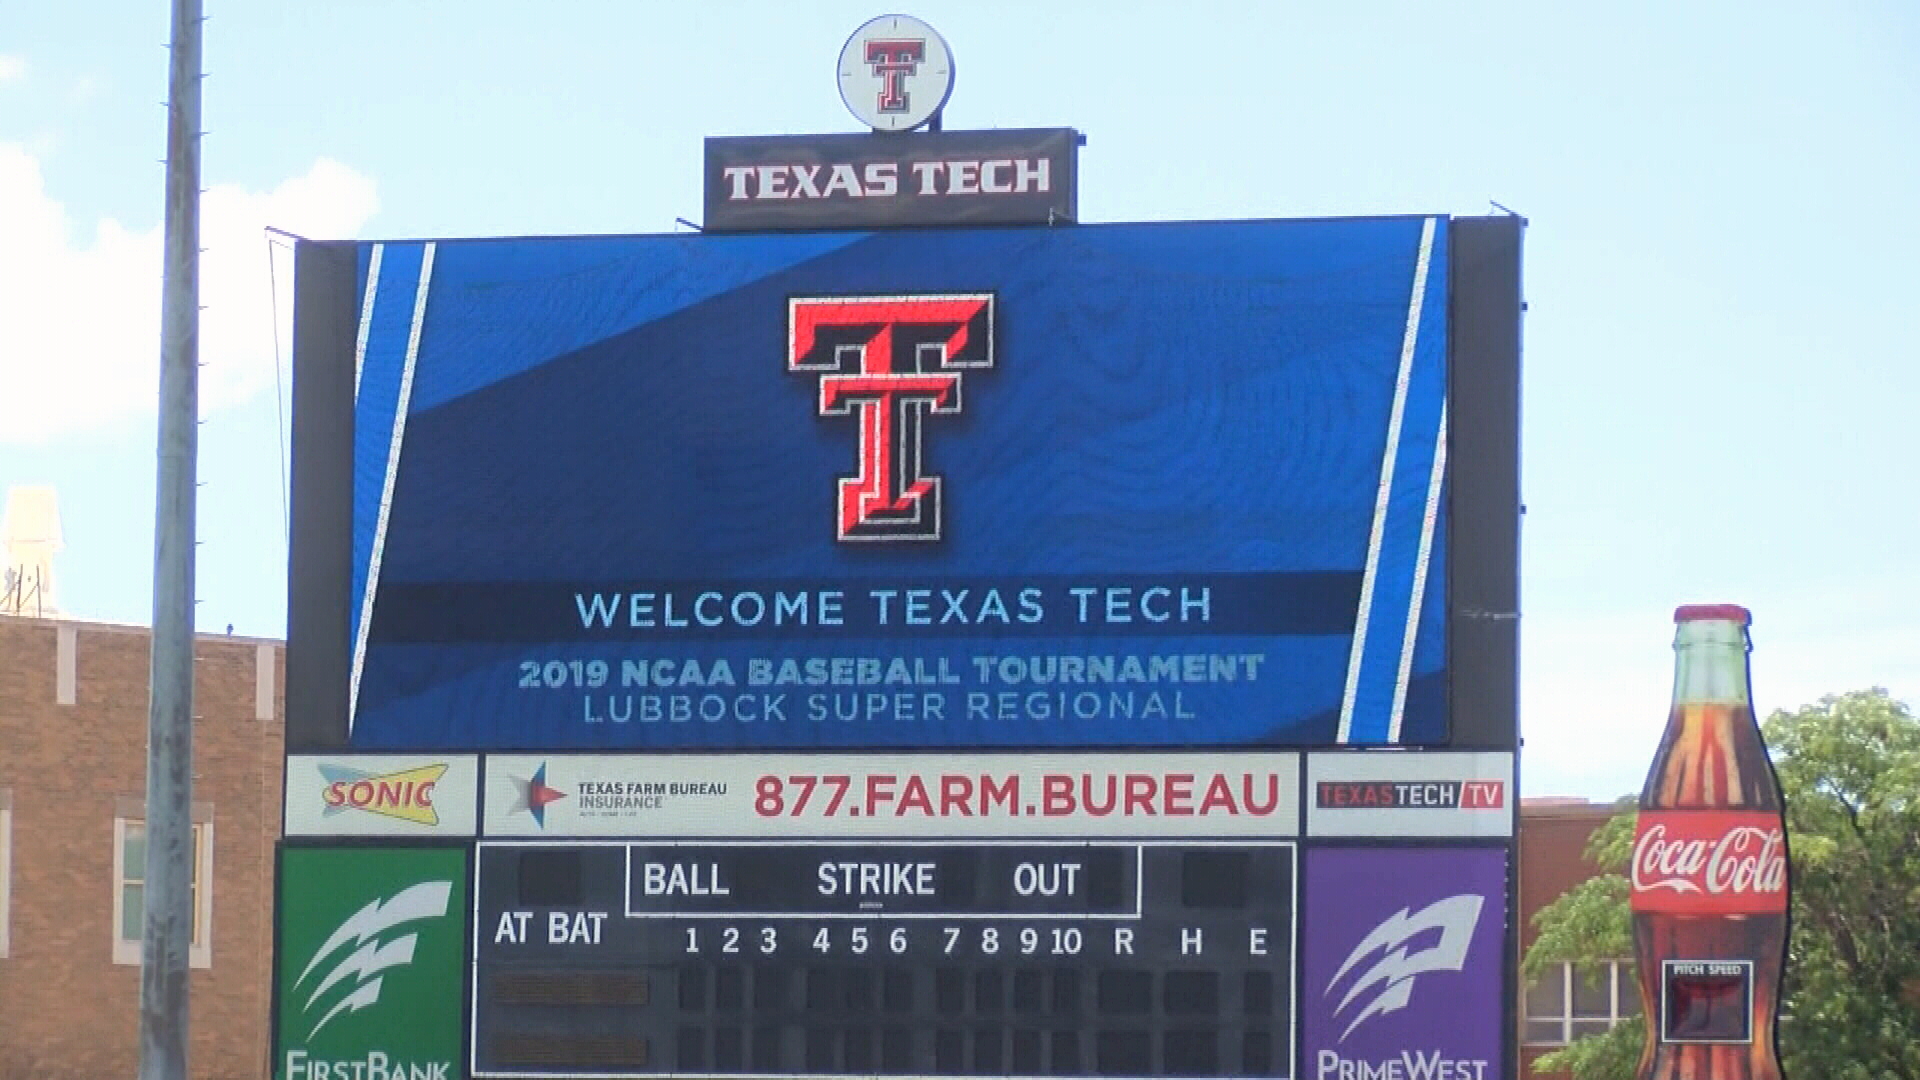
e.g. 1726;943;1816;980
276;213;1523;1080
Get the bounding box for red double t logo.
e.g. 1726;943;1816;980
788;294;995;542
864;39;926;113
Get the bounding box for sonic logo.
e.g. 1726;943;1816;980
789;293;994;542
318;763;447;827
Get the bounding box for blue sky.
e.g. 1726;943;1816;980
2;1;1916;797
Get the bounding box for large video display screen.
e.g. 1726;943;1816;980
326;217;1452;751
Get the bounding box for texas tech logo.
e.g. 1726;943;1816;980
864;39;925;114
789;294;993;542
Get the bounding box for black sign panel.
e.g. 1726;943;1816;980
1661;961;1754;1044
473;840;1296;1078
703;128;1079;232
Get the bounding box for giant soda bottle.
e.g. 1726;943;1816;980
1631;604;1788;1080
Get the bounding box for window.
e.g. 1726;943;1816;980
0;789;11;958
112;817;213;968
1525;960;1640;1045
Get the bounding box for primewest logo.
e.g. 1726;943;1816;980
318;762;448;827
294;881;453;1040
1325;893;1483;1041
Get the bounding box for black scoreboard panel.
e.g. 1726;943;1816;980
473;841;1296;1078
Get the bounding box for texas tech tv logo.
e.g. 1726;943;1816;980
789;294;993;542
1316;779;1507;810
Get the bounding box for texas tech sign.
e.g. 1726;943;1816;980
789;294;993;542
703;129;1077;232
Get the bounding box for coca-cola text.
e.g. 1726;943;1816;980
1631;812;1788;915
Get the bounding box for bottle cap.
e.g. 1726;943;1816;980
1674;603;1751;625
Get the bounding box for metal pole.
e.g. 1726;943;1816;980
141;0;201;1077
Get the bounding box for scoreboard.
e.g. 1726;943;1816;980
471;839;1296;1077
275;748;1514;1080
277;207;1521;1080
452;752;1317;1078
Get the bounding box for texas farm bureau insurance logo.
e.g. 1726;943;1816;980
318;761;447;826
837;14;954;132
507;761;567;828
789;294;994;542
1325;893;1484;1041
292;880;453;1040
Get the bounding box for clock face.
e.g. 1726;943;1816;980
837;14;954;132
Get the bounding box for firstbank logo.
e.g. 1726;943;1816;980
1325;893;1484;1041
294;881;453;1039
789;294;994;542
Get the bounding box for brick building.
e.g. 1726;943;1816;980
0;614;284;1080
1517;796;1636;1079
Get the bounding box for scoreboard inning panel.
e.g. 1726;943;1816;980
473;840;1297;1078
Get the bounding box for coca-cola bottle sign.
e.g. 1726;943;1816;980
1631;812;1789;915
1632;605;1788;1078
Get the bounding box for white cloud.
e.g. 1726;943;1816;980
0;143;378;444
0;55;24;82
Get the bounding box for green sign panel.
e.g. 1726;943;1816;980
276;847;467;1080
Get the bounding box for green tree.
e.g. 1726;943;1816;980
1522;688;1920;1079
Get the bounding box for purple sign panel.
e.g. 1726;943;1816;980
1302;847;1506;1080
